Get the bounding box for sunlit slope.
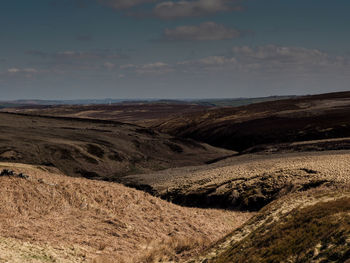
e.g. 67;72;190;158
0;162;250;262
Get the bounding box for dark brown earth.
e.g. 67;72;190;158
0;112;232;182
154;91;350;152
1;103;211;126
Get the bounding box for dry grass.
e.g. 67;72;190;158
0;162;252;262
127;150;350;196
193;187;350;263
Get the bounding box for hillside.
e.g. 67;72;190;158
123;150;350;210
0;112;232;182
0;162;251;262
0;96;293;127
154;91;350;152
1;103;211;126
191;187;350;263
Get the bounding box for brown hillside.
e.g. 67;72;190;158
124;150;350;210
0;112;232;182
154;91;350;152
0;162;251;262
1;103;211;126
192;187;350;263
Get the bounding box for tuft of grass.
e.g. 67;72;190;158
138;236;209;263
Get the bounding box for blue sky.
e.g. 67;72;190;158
1;0;349;99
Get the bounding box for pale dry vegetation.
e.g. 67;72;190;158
192;187;350;263
0;162;251;262
125;150;350;200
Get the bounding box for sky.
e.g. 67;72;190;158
1;0;350;100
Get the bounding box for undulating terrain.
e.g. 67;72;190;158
154;91;350;153
1;103;211;127
0;162;250;262
0;91;350;262
0;95;293;126
0;112;231;182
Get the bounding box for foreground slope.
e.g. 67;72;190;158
0;162;250;262
191;187;350;263
0;113;232;182
155;91;350;152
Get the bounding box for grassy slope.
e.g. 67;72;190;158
193;188;350;263
124;150;350;210
0;162;251;262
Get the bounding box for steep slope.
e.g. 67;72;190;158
155;91;350;152
192;187;350;263
0;162;251;262
0;113;232;182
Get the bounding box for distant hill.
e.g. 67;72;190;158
0;112;232;182
1;103;212;126
0;95;294;108
155;91;350;152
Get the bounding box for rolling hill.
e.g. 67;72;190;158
154;91;350;153
0;162;250;262
0;112;232;183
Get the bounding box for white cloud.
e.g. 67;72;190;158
103;62;116;69
27;50;127;60
7;68;20;73
120;62;173;74
154;0;241;19
163;22;241;41
229;45;348;73
179;56;237;66
7;68;38;74
177;45;350;75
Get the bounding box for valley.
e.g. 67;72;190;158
0;91;349;262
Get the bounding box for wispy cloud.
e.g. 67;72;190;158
122;45;349;77
153;0;242;19
163;22;242;41
178;45;349;74
27;49;128;60
121;62;173;74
